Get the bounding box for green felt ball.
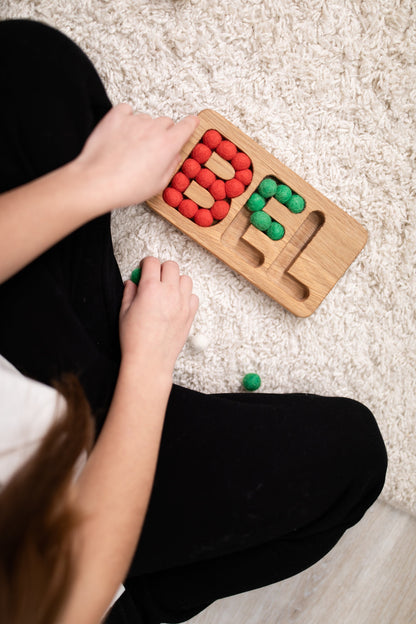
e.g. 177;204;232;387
274;184;292;205
286;194;305;213
246;192;266;212
242;373;261;391
130;266;142;285
258;178;278;199
267;221;285;240
250;210;272;231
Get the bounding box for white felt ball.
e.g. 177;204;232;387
189;333;209;352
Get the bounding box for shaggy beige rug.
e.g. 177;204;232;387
2;0;415;516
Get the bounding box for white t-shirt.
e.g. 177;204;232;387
0;354;124;611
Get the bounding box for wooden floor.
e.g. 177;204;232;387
178;501;416;624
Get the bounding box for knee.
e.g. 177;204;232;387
335;397;388;497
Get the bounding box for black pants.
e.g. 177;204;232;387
0;20;388;624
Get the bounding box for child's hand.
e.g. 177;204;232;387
74;104;199;212
119;257;199;376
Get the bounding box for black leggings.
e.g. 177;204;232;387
0;20;388;624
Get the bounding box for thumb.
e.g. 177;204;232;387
120;280;137;316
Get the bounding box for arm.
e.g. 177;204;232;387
1;104;200;620
0;104;199;283
59;258;199;623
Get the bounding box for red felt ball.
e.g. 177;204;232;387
210;179;226;200
211;200;230;220
216;140;237;161
163;187;183;207
195;168;216;188
225;178;245;198
171;171;190;192
178;199;198;218
231;152;252;171
192;143;212;164
202;129;222;150
194;209;214;227
235;168;253;185
181;158;201;179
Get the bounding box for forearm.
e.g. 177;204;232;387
0;106;199;285
0;160;105;284
60;358;172;623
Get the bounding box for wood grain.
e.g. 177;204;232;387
146;110;367;316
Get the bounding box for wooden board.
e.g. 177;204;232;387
146;109;367;317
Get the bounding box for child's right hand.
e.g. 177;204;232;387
74;103;199;213
118;257;199;377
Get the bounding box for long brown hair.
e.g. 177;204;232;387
0;374;95;624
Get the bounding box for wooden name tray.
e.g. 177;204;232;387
146;109;367;317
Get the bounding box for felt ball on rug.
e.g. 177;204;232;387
202;129;222;150
195;168;216;189
216;140;238;161
225;178;245;198
194;208;214;227
235;168;253;186
178;199;198;219
182;158;201;179
163;187;183;207
211;200;230;220
130;266;142;285
246;192;266;212
192;143;212;164
171;171;190;192
210;179;227;200
267;221;285;240
286;194;305;213
258;177;278;199
274;184;292;205
231;152;252;171
242;373;261;391
250;210;272;231
189;333;209;352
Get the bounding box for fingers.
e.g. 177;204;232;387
189;293;199;317
120;279;137;315
140;257;180;283
160;260;180;283
184;293;199;334
160;263;196;302
139;258;197;306
140;257;183;286
161;152;184;189
179;274;193;296
140;256;163;282
155;116;176;129
168;115;200;149
112;107;199;173
162;115;200;183
114;105;198;133
114;102;134;116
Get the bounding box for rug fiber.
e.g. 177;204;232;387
2;0;415;516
